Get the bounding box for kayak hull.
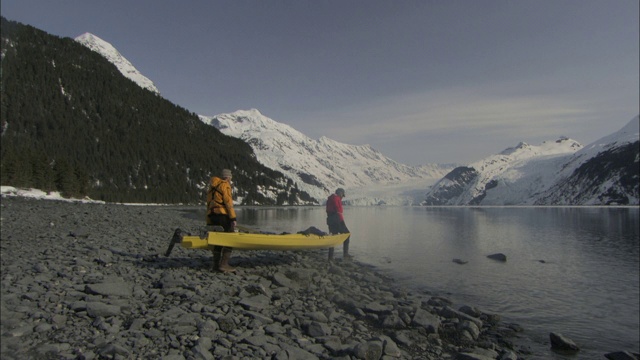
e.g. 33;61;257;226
180;231;350;251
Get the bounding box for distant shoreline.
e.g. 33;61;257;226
3;185;639;211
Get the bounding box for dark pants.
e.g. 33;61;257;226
206;213;234;257
207;213;234;232
327;214;350;259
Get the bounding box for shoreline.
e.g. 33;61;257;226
0;197;566;359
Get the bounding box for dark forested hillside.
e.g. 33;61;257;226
0;17;315;204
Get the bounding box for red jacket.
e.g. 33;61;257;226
326;193;344;222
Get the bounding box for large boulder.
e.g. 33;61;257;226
550;332;580;353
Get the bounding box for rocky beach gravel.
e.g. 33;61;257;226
2;196;546;359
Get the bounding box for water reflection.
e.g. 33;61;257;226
239;207;323;233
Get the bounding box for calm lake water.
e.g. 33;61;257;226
231;206;639;359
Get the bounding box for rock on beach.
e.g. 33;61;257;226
2;197;535;359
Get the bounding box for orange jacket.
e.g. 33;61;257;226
206;176;236;221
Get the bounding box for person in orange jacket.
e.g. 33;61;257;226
206;169;237;272
326;188;351;261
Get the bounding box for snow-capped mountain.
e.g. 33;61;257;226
200;109;453;205
75;33;160;95
424;116;639;205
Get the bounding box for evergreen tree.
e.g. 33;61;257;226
53;158;77;197
31;151;55;191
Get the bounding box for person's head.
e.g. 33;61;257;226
222;169;232;180
335;188;346;198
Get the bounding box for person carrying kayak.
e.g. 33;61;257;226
326;188;351;261
206;168;237;272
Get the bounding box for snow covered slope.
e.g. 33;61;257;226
424;116;639;205
75;33;160;94
201;109;453;205
535;116;639;205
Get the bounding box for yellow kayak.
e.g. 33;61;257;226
166;228;349;255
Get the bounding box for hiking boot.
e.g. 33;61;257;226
342;237;351;260
218;248;236;273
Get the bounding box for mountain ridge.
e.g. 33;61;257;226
75;32;160;95
424;116;639;205
201;109;453;205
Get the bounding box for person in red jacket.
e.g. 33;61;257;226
326;188;351;261
206;168;237;272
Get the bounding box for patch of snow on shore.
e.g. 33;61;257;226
0;186;186;206
1;186;105;203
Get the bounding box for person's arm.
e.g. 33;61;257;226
222;183;237;221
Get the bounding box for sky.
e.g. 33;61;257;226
2;0;638;165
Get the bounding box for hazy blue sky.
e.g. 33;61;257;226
2;0;638;164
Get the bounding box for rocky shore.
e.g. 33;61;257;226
0;197;557;359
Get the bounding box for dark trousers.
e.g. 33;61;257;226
206;213;234;256
207;213;234;232
327;215;350;259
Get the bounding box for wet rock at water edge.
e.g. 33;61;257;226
549;332;580;353
604;351;640;360
487;253;507;262
456;347;500;360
